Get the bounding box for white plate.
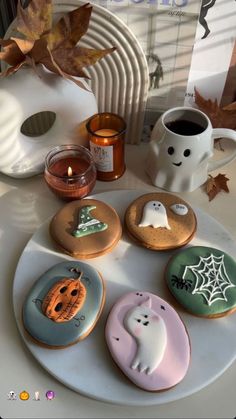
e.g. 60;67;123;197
13;190;236;406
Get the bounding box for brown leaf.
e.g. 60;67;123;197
30;37;50;63
47;46;116;77
223;101;236;111
0;39;25;66
214;173;230;193
17;0;52;40
40;47;87;78
45;3;92;50
46;47;91;90
10;37;35;55
0;60;26;77
194;87;236;130
0;2;116;84
206;174;230;201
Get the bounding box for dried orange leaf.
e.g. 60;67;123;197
223;101;236;111
0;60;26;77
0;2;116;84
214;173;229;193
206;174;229;201
49;46;116;77
46;47;90;90
10;37;35;55
194;87;236;130
17;0;52;40
70;46;116;66
0;39;24;66
30;37;49;63
46;3;92;50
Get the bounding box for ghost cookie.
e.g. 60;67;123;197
50;198;122;258
125;192;196;250
105;291;190;392
22;261;105;347
165;246;236;318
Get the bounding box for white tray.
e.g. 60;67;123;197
13;190;236;406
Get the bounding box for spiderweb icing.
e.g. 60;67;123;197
182;253;235;306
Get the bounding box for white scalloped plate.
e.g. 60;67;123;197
13;190;236;406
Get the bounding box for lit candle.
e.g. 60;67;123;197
86;113;126;181
44;145;97;201
95;129;118;137
64;166;76;185
68;166;73;176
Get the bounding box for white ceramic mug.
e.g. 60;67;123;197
146;107;236;192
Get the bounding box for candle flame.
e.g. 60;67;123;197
67;166;73;176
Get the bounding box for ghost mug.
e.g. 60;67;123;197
146;107;236;192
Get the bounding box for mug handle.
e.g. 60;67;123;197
208;128;236;172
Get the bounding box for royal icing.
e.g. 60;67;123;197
170;203;188;216
166;246;236;317
72;205;108;238
138;200;171;230
22;261;105;347
123;297;167;375
42;273;87;323
105;291;190;391
183;253;235;306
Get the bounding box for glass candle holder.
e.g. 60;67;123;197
44;145;97;201
86;112;126;181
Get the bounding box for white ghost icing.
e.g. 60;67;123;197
170;203;188;216
138;200;171;230
124;297;167;375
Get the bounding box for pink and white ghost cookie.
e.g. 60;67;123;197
105;291;190;392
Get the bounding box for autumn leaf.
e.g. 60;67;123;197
223;102;236;111
10;37;35;55
17;0;52;40
46;46;89;90
206;173;230;201
45;3;92;50
0;0;116;88
0;60;26;77
194;87;236;130
0;39;25;66
41;46;116;78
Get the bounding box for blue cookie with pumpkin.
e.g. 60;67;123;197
50;199;122;258
22;261;105;347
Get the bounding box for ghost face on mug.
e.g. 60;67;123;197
158;135;211;173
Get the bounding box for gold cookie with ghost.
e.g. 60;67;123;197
125;193;197;250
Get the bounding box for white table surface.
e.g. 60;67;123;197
0;142;235;418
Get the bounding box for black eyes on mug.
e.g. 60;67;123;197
167;147;191;157
183;149;191;157
167;146;174;155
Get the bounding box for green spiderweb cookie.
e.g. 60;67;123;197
72;205;108;238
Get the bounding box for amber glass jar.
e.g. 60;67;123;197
44;144;97;200
86;112;126;181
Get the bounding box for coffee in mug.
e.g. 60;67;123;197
146;107;236;192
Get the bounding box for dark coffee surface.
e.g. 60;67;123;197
165;119;205;135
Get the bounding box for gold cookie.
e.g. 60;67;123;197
50;199;122;258
125;192;196;250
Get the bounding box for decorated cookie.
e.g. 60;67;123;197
50;198;122;258
165;246;236;318
105;291;190;392
22;261;105;347
125;192;196;251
